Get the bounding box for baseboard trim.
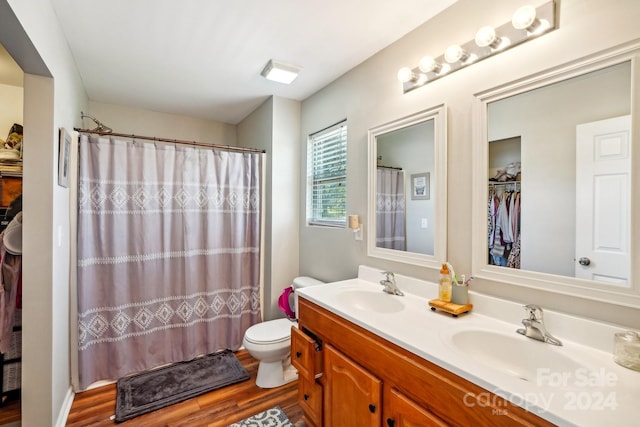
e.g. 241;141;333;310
55;386;75;427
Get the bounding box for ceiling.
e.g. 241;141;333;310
9;1;459;124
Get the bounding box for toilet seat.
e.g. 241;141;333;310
244;318;292;345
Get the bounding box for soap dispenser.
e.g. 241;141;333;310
439;263;452;302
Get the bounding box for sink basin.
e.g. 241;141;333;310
337;289;405;313
447;329;590;384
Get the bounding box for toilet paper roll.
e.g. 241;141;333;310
348;215;360;229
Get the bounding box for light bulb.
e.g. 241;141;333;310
475;26;502;49
512;5;539;31
444;45;469;64
397;67;415;83
418;56;442;74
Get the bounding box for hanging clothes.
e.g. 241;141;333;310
488;185;521;268
0;233;22;353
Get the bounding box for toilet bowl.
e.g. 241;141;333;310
242;276;324;388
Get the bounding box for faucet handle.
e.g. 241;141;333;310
381;271;395;281
524;304;543;320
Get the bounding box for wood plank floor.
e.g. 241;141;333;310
65;350;304;427
0;392;21;426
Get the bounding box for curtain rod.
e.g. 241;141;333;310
74;128;266;154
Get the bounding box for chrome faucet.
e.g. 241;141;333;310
517;304;562;346
380;271;404;296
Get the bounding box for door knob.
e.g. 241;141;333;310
578;257;591;266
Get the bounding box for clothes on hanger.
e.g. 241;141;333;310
488;186;521;268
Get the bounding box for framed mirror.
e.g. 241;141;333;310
472;42;640;307
367;105;447;268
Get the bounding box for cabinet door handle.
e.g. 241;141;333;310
296;351;302;358
304;393;310;401
368;404;376;413
386;419;395;427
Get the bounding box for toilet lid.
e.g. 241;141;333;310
244;318;293;344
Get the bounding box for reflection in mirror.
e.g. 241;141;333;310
368;105;447;268
473;45;640;307
376;120;434;254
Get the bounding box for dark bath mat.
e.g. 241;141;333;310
115;349;250;422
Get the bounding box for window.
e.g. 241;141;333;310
307;121;347;227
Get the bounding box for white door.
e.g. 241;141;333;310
575;115;631;284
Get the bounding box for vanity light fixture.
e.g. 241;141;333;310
397;66;416;83
512;5;541;33
418;56;443;74
444;44;470;64
397;1;557;93
261;59;301;84
474;26;506;50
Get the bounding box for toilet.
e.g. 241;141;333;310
243;276;324;388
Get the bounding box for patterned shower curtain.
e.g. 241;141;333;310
76;135;262;390
376;168;406;250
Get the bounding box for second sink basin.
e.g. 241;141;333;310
445;329;591;384
337;289;405;313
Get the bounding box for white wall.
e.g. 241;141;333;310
3;0;88;425
0;83;23;135
299;0;640;328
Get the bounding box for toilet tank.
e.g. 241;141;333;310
292;276;324;318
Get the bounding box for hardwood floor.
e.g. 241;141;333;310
0;391;21;426
65;350;304;427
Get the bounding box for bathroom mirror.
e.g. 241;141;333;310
472;43;640;307
367;105;447;268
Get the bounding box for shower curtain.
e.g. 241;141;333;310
75;135;262;390
376;168;406;250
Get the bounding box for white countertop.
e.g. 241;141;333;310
295;265;640;427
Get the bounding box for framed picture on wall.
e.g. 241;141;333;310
410;172;429;200
58;127;71;188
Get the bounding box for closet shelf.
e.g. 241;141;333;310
488;180;520;185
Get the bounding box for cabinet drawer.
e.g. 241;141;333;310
291;326;321;380
386;387;447;427
299;376;322;427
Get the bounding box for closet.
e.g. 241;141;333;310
488;181;521;268
0;41;24;425
488;137;521;269
0;96;23;411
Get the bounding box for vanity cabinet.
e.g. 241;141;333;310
324;344;381;426
386;387;448;427
291;326;323;426
294;297;553;427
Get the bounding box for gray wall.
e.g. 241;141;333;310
237;96;301;320
299;0;640;328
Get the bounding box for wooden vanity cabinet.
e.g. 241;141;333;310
386;388;448;427
324;344;381;426
291;326;323;426
295;297;554;427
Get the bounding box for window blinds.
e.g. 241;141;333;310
308;121;347;227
